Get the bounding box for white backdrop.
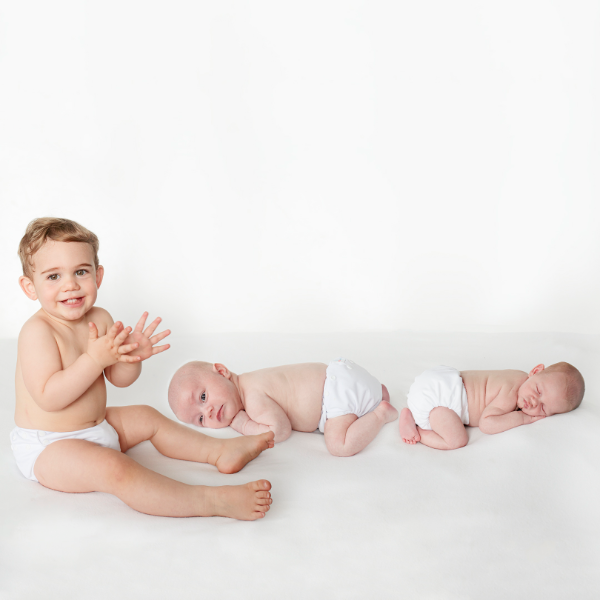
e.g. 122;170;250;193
1;1;599;337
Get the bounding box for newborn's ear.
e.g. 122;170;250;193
528;364;545;377
214;363;231;379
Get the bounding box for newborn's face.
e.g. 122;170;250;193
517;371;569;417
178;371;243;428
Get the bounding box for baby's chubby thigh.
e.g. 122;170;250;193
34;438;133;493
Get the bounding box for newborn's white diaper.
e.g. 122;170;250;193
318;358;383;433
406;365;469;430
10;419;121;482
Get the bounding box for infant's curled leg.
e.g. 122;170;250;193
324;394;398;457
107;405;274;474
416;407;468;450
33;439;273;519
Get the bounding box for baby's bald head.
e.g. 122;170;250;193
168;361;213;419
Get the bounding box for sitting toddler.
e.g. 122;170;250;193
169;358;398;456
399;363;584;450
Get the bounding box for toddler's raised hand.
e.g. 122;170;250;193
87;321;141;369
122;312;171;362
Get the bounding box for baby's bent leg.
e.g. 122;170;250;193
417;407;468;450
324;401;398;457
33;439;272;519
106;406;274;474
399;408;421;444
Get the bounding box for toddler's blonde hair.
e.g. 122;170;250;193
18;217;99;278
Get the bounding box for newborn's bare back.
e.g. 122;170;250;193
239;363;328;432
460;369;528;426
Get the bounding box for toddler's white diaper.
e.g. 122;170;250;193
406;365;469;430
10;419;121;482
318;358;383;433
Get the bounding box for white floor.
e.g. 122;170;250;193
1;332;599;600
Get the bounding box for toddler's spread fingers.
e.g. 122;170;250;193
134;311;149;332
107;322;122;340
119;354;142;363
118;343;139;354
149;330;171;345
143;317;162;338
115;326;132;344
88;322;98;340
151;344;170;355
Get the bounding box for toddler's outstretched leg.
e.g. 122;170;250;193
399;407;421;444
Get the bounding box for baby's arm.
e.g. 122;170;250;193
230;395;292;443
19;319;138;412
479;387;544;434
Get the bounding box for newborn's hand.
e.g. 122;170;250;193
230;410;250;434
123;312;171;361
523;413;546;425
87;321;140;369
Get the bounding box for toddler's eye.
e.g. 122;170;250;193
201;392;206;402
48;274;59;281
76;269;88;276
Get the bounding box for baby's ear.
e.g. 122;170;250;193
529;364;545;377
18;276;37;301
213;363;231;379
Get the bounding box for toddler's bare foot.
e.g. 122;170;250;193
215;432;275;474
207;480;272;520
381;384;390;403
375;399;399;424
399;407;420;444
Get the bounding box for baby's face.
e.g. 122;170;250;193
21;240;103;322
176;368;243;428
516;370;569;417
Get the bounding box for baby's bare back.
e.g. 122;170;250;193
461;369;528;426
15;308;109;432
239;363;327;432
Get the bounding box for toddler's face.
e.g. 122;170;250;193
20;240;103;322
517;369;569;417
176;368;242;428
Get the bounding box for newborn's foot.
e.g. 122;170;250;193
399;407;420;444
207;480;272;520
215;432;275;474
375;399;399;424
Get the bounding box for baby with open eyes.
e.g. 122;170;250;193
398;363;585;450
168;358;398;456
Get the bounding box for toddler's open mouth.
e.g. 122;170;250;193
61;297;84;307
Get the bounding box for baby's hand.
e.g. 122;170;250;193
87;321;141;369
523;413;546;425
122;312;171;362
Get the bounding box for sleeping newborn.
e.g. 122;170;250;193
168;358;398;456
399;362;584;450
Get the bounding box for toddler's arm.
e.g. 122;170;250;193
19;319;138;412
229;396;292;443
479;387;544;434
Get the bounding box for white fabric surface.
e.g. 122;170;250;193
1;332;599;599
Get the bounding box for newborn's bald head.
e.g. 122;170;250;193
168;361;213;419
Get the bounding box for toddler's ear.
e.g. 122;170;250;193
528;364;545;377
18;276;37;301
213;363;231;379
95;265;105;289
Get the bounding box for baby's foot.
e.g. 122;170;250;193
399;407;420;444
215;432;275;474
208;480;272;520
375;399;399;424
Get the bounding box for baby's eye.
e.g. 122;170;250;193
47;274;59;281
201;392;206;402
75;269;88;276
199;415;204;425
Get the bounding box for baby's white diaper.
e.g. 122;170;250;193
10;419;121;482
406;365;469;430
318;358;383;433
